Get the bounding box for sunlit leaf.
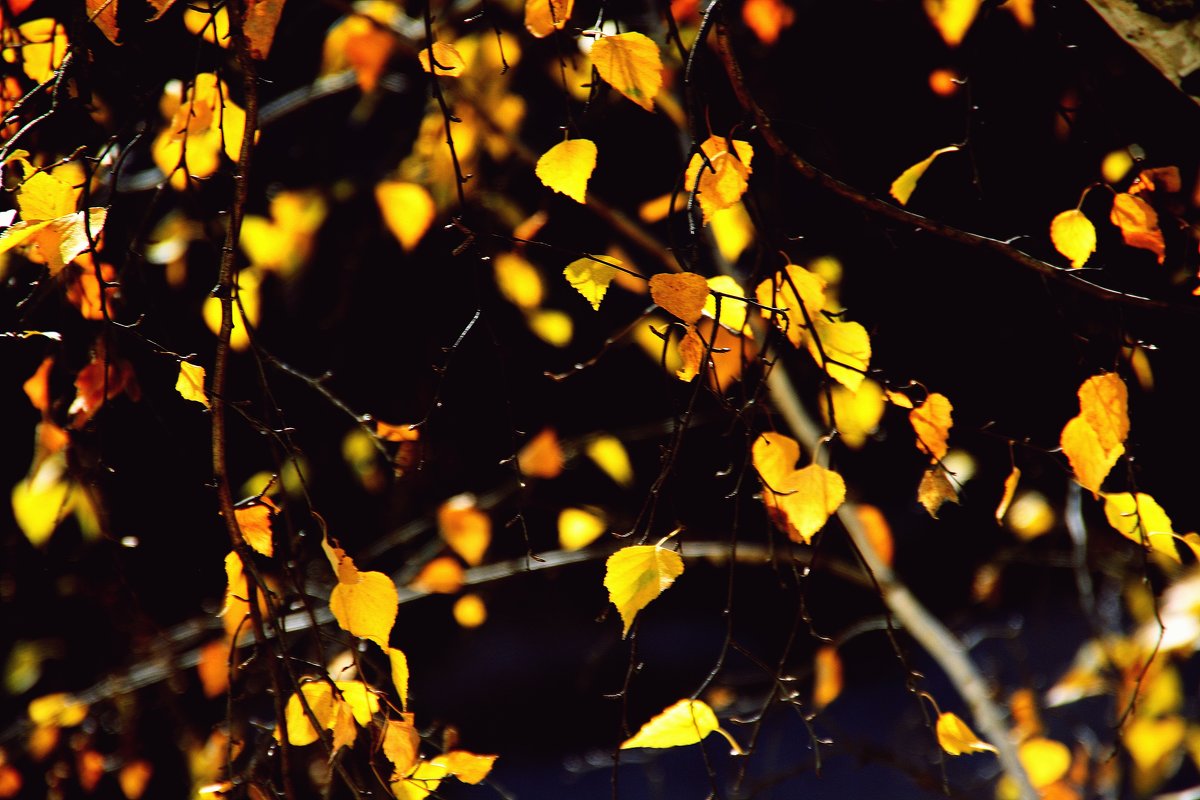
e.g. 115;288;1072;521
742;0;795;45
676;327;704;381
152;73;249;190
809;316;871;392
453;593;487;628
518;427;563;478
563;256;618;310
1050;209;1096;269
410;556;465;594
1110;192;1165;263
1061;373;1128;496
494;253;544;309
183;3;230;46
684;136;754;222
889;146;959;205
280;681;367;749
377;181;436;251
235;497;277;557
767;464;846;544
388;647;409;708
329;558;399;648
703;275;750;333
935;711;997;755
1018;737;1071;789
649;272;709;324
431;751;498;784
812;646;843;710
528;309;573;346
0;166;107;275
418;42;466;77
12;452;72;546
1103;492;1179;561
710;202;754;263
524;0;573;37
2;20;69;82
175;362;209;408
585;435;633;487
751;431;802;491
437;494;490;566
78;750;104;792
604;543;684;636
855;504;894;565
590;32;663;112
910;392;953;462
118;760;153;800
824;379;885;449
755;263;827;347
1102;149;1134;184
202;267;261;351
918;467;959;518
383;715;420;775
621;699;741;753
197;639;230;698
536;139;597;204
923;0;981;47
28;693;88;727
558;507;607;551
995;467;1020;523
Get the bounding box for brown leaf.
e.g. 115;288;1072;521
244;0;286;59
918;468;959;518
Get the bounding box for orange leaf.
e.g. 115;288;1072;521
536;139;597;204
524;0;573;37
411;556;465;594
198;639;230;698
418;42;466;77
812;646;843;710
684;136;754;222
517;428;563;479
936;711;997;755
23;357;53;414
855;504;893;566
437;494;491;566
923;0;981;47
649;272;709;324
1110;193;1165;263
383;715;420;775
376;421;419;442
118;760;153;800
910;392;953;462
918;467;959;518
453;593;487;628
590;32;663;112
235;497;278;557
1130;166;1181;195
741;0;794;44
995;467;1021;524
676;327;704;381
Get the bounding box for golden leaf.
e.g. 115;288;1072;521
935;711;997;755
329;569;399;648
1018;737;1072;789
235;497;277;557
621;699;741;753
855;504;894;565
742;0;795;45
604;544;684;637
536;139;597;204
152;73;249;191
910;392;953;462
923;0;981;47
590;32;663;112
676;327;704;381
1050;209;1096;269
1111;192;1164;263
808;316;871;392
0;167;108;275
1103;492;1179;561
432;751;498;784
1061;373;1128;496
494;253;544;310
11;452;73;547
703;275;750;333
117;760;153;800
558;507;607;551
453;593;487;628
918;467;959;518
528;309;573;346
1061;416;1122;498
585;435;633;487
889;146;959;205
410;556;465;594
28;693;88;727
418;42;466;77
649;272;709;324
825;379;885;449
197;639;230;698
383;715;420;775
388;647;410;708
517;427;563;478
392;760;449;800
3;20;68;82
684;136;754;222
524;0;573;37
812;646;843;710
995;467;1020;523
563;256;618;310
751;431;802;491
767;464;847;544
755;263;827;347
377;181;435;252
437;494;490;566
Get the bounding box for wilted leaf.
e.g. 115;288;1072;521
410;556;465;594
524;0;573;37
910;392;953;462
918;467;959;518
812;646;843;710
329;568;399;648
622;699;741;753
590;32;663;112
171;361;209;409
889;146;959;205
604;543;684;636
1103;492;1179;561
585;435;633;487
1130;166;1181;195
563;256;618;310
1110;192;1165;263
649;272;709;324
684;136;754;222
536;139;597;204
995;467;1020;523
924;0;981;47
936;711;997;755
1050;209;1096;269
418;42;466;77
377;182;436;252
235;497;277;557
517;427;563;478
559;507;607;551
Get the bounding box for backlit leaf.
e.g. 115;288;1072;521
235;497;277;557
528;309;573;345
935;711;997;755
410;556;465;594
751;431;802;491
995;466;1020;523
383;715;420;775
280;681;374;749
590;32;663;112
812;646;843;710
517;427;563;478
809;316;871;392
388;647;409;708
0;167;108;274
172;362;209;409
1050;209;1096;269
755;263;827;347
3;20;69;82
392;760;449;800
453;593;487;628
524;0;573;37
118;760;153;800
923;0;981;47
197;639;230;698
12;452;72;546
377;181;435;251
622;699;741;753
703;275;750;332
1103;492;1179;561
536;139;597;204
438;495;490;566
676;327;704;381
28;693;88;727
889;146;959;205
1061;373;1128;496
431;751;498;784
649;272;709;323
202;267;261;351
604;544;684;636
910;392;953;462
559;507;607;551
1061;416;1122;498
742;0;795;45
494;253;544;309
684;136;754;222
585;434;633;487
418;42;466;77
765;464;846;544
330;568;399;648
824;379;885;449
1018;737;1071;788
563;256;618;310
918;467;959;518
1110;192;1165;263
855;504;894;565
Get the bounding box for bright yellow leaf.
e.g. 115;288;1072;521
377;181;435;252
918;467;959;518
388;647;410;708
703;275;749;332
558;507;607;551
183;3;231;46
11;452;73;546
28;693;88;727
392;760;449;800
1018;737;1071;788
329;569;399;648
585;434;633;487
202;267;261;351
684;136;754;222
234;497;277;557
995;466;1020;523
751;431;802;490
649;272;709;324
604;543;684;637
0;168;108;276
175;361;209;408
383;715;420;775
536;139;597;204
1050;209;1096;269
824;379;885;449
923;0;981;47
1061;373;1128;496
152;73;249;191
563;256;618;310
437;494;490;566
812;646;843;710
1111;192;1165;263
279;681;377;749
889;146;959;205
528;308;573;346
453;593;487;628
410;556;465;594
524;0;573;37
621;699;741;753
755;263;827;347
766;464;846;544
710;202;754;262
1103;492;1179;561
494;253;544;309
3;19;69;83
431;751;498;784
910;392;953;462
590;32;663;112
1102;149;1134;184
809;316;870;392
418;42;466;77
935;711;997;755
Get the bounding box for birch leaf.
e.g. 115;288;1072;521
330;569;399;648
890;146;959;205
563;256;618;310
176;362;209;408
649;272;709;324
590;32;663;112
1050;209;1096;269
604;544;684;637
536;139;597;204
936;711;997;755
910;392;953;462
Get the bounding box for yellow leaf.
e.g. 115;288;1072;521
935;711;997;755
15;169;78;220
392;760;449;800
751;431;802;491
3;19;69;82
755;263;827;347
812;646;843;710
585;435;633;487
1007;491;1055;540
388;648;410;708
383;715;420;775
280;681;371;749
1061;373;1128;496
910;392;953;462
1018;737;1071;789
410;556;465;594
710;202;754;262
1125;715;1186;773
0;208;108;276
329;570;399;648
431;751;498;784
28;693;88;727
604;544;684;636
918;467;959;518
202;267;261;351
1103;492;1179;561
528;308;573;346
322;536;359;583
590;32;663;112
234;497;277;557
418;42;466;77
1102;149;1134;184
923;0;981;47
824;379;885;449
494;253;544;310
1050;209;1096;269
11;452;73;546
995;467;1020;523
1111;193;1165;263
437;494;490;566
518;427;563;478
703;275;749;333
889;146;959;205
152;73;250;190
184;3;230;46
175;361;209;408
676;327;704;382
377;181;435;251
649;272;709;324
1061;417;1122;497
453;593;487;628
524;0;573;37
558;507;607;551
563;256;618;310
808;316;871;392
684;136;754;222
622;699;741;753
765;464;846;544
536;139;597;204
